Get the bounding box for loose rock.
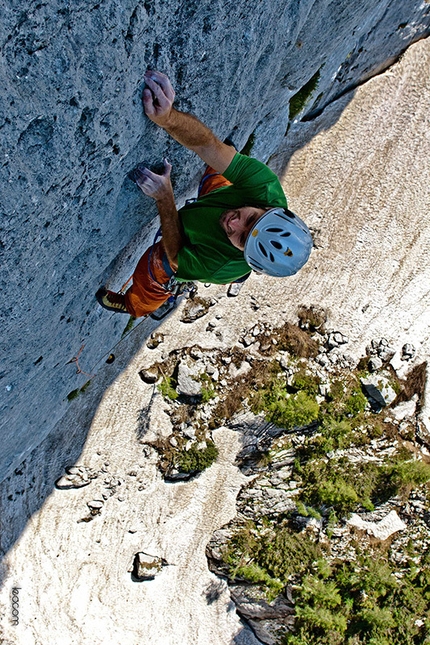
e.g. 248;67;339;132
132;552;164;581
177;360;202;397
138;368;159;384
181;297;212;323
402;343;416;361
147;333;164;350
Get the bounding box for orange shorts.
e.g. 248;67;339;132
125;166;231;318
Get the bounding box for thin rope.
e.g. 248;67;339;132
69;344;95;378
119;275;133;294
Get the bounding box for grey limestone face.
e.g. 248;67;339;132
1;0;429;481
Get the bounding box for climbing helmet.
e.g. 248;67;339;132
244;207;313;277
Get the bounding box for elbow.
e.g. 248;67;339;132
165;248;179;272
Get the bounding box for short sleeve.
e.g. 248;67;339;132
222;153;288;208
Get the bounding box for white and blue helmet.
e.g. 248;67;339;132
244;207;313;277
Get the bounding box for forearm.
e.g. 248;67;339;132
160;109;234;172
162;108;215;150
155;192;185;271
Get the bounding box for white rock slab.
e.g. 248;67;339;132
347;510;406;540
391;398;417;422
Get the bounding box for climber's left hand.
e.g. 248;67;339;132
134;158;173;202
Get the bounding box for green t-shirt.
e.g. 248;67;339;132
175;153;288;284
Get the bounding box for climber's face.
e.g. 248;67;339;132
220;206;266;250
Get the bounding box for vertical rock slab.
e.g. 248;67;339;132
0;0;429;482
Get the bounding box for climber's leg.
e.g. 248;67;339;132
124;241;174;318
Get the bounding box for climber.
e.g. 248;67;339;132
96;70;313;318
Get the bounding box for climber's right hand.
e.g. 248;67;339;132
143;70;175;127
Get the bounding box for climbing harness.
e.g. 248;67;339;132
198;172;220;195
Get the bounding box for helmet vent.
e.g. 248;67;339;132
266;227;283;233
258;242;268;257
280;232;291;237
270;240;282;250
284;248;293;257
269;252;275;263
285;210;296;219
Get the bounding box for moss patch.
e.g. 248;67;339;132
122;315;136;338
289;69;321;120
240;131;255;156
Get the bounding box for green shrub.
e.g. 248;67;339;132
200;376;216;402
223;519;430;645
257;528;322;581
313;478;358;512
296;501;308;516
296;502;321;519
67;380;92;402
80;379;91;393
315;417;355;454
223;524;322;589
296;457;384;514
176;440;218;473
357;606;396;633
389;459;430;487
322;377;367;420
234;563;284;598
257;382;319;429
344;388;368;416
201;385;215;402
158;376;178;400
284;550;430;645
296;604;347;633
293;370;321;396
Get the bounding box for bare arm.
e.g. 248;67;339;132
133;160;184;270
143;70;236;174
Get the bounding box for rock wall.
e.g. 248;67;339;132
1;0;429;481
0;34;430;645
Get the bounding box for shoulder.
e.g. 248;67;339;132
223;153;277;182
222;153;287;208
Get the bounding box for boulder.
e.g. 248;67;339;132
327;331;349;349
132;552;164;581
391;397;417;422
230;585;294;645
368;356;383;372
360;374;397;410
177;360;202;397
347;510;407;540
138;368;159;384
147;333;165;350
